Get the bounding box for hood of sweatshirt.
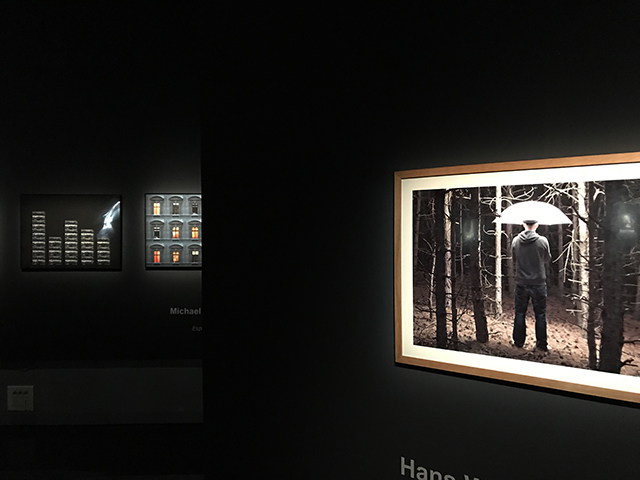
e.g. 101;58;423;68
517;230;540;244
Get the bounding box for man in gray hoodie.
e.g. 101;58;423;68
511;220;551;351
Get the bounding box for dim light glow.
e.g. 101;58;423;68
98;200;121;238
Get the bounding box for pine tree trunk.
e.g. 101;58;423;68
434;190;448;348
576;182;589;331
459;199;465;280
557;224;565;301
599;180;626;373
429;197;436;318
429;250;436;319
556;193;565;303
506;223;515;294
413;191;423;270
450;192;459;348
587;181;598;369
635;261;640;322
571;202;579;303
505;186;515;295
444;191;453;310
495;185;503;317
469;188;489;343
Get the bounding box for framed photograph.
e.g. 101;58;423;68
21;194;122;271
395;151;640;403
145;193;202;269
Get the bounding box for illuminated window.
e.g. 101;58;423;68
172;250;180;263
153;202;161;215
192;250;200;262
172;202;180;214
191;226;199;239
153;250;161;263
172;226;180;238
191;202;199;214
153;225;161;239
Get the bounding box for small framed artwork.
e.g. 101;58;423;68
21;194;122;271
145;193;202;269
395;151;640;403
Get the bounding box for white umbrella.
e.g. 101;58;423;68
494;201;571;225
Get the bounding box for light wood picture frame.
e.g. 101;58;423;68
395;151;640;403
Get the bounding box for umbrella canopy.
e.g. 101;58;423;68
494;200;571;225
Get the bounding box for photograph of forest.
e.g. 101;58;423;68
412;178;640;378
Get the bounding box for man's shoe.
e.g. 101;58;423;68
535;343;548;352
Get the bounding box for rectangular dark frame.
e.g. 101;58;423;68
21;194;122;271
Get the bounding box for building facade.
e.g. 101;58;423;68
145;194;202;268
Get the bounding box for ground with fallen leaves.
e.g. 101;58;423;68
413;284;640;377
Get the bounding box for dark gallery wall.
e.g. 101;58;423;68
0;3;201;362
0;4;205;477
213;4;640;479
0;3;202;443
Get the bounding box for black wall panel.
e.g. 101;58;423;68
0;4;201;361
212;4;640;479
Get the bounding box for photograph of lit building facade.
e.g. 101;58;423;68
21;195;122;270
145;194;201;268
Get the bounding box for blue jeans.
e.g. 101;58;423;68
513;284;547;348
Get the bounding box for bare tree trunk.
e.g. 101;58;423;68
450;192;459;349
429;250;436;319
587;181;598;369
429;197;435;318
599;180;626;373
434;190;448;348
413;191;423;270
495;185;503;317
556;193;565;303
506;223;515;294
576;182;589;331
557;224;565;300
635;258;640;322
571;202;579;303
469;188;489;343
444;191;453;310
458;199;465;280
504;186;515;295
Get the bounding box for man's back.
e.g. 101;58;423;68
512;230;551;285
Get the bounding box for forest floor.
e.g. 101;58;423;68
414;285;640;377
